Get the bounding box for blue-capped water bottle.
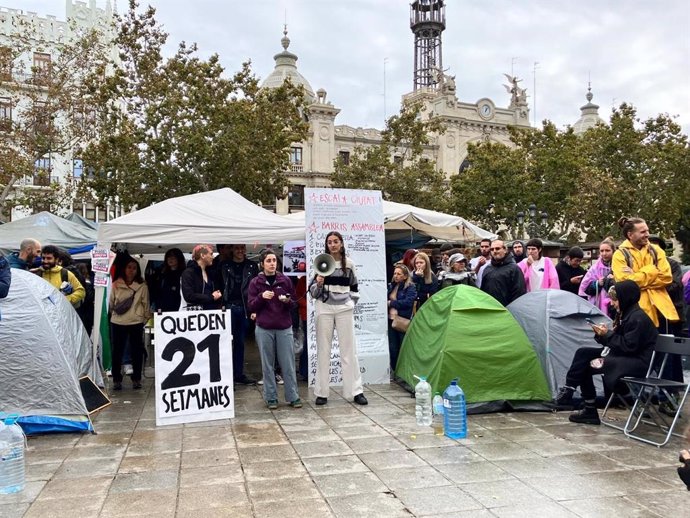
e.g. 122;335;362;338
443;378;467;439
0;414;26;494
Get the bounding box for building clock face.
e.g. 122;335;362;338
478;102;494;120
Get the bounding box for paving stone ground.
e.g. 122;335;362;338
1;355;688;517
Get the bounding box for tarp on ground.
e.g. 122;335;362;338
395;285;551;413
97;188;306;254
507;290;613;399
0;212;97;255
283;199;496;243
0;269;103;434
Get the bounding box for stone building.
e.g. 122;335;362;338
264;0;532;214
0;0;117;222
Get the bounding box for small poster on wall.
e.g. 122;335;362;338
282;240;306;276
154;310;234;426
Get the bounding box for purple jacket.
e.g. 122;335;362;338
579;258;612;314
684;277;690;305
248;272;295;330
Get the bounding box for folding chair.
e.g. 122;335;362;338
620;334;690;447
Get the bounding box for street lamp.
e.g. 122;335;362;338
516;204;548;239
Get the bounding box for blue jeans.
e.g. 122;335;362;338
298;320;308;379
255;326;299;403
230;305;248;379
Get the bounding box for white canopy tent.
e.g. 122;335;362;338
284;199;496;243
97;188;306;253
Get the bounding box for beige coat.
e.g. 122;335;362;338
109;279;151;325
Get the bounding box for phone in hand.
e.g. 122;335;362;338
584;318;597;326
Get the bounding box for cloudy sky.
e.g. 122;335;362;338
17;0;690;134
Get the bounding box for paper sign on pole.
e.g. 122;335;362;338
283;240;307;276
305;188;389;387
154;310;234;426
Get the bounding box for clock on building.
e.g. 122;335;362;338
477;100;495;121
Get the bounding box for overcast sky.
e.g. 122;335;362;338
15;0;690;134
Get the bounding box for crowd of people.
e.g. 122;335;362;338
2;215;688;419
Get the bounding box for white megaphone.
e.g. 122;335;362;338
313;253;336;276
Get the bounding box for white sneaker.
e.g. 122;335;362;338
257;379;264;385
123;364;133;375
276;374;284;385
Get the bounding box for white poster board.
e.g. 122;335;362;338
154;310;234;426
305;188;389;387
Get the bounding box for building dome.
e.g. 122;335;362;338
573;84;605;135
260;27;316;104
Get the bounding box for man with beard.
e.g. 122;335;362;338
480;240;526;306
8;238;41;271
39;245;85;308
511;240;526;264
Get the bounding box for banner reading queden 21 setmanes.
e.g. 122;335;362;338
305;188;389;386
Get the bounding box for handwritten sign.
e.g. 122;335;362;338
154;310;234;426
305;188;389;387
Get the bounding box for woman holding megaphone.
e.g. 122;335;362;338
309;231;368;406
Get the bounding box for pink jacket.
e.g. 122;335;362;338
518;257;559;292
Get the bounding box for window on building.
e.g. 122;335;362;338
34;156;51;186
73;159;84;179
0;46;12;81
33;101;51;134
459;158;471;174
288;184;305;209
338;150;350;165
0;97;11;131
32;52;51;83
289;146;303;165
393;155;403;165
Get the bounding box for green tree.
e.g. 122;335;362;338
449;105;690;244
331;102;447;209
78;1;308;210
0;24;109;221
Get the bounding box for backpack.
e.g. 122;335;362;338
620;245;658;269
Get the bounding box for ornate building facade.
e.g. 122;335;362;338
263;0;532;214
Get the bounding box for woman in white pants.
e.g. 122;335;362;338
309;231;368;406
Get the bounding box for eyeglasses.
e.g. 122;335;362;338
490;247;504;251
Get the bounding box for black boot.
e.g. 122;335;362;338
554;386;575;410
569;404;600;425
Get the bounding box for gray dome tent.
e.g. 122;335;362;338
507;290;612;399
0;269;103;434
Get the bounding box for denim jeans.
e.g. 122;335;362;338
255;326;299;403
230;305;248;379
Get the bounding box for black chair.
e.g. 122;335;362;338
620;334;690;447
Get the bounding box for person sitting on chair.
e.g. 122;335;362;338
555;280;658;425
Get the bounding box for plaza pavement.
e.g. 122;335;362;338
1;367;689;517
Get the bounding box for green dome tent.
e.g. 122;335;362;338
395;285;551;413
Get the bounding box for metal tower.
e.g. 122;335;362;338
410;0;446;90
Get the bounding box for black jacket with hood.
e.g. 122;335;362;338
595;279;658;394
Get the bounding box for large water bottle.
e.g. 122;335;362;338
443;378;467;439
0;415;26;494
432;392;444;436
414;376;432;426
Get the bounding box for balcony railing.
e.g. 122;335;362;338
290;163;303;173
17;174;60;187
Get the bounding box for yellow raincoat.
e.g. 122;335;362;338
612;240;679;327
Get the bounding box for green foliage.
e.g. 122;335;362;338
449;104;690;245
331;102;447;209
78;1;308;210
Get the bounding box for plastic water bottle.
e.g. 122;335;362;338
432;392;444;436
414;376;432;426
443;378;467;439
0;415;26;494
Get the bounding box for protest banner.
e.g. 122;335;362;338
154;309;234;426
282;240;307;276
305;188;389;386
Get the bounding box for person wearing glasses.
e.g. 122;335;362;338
480;240;526;306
